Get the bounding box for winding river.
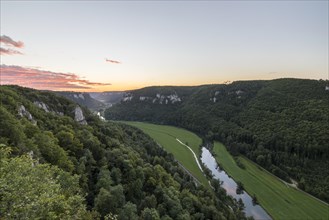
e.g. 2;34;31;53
201;147;272;220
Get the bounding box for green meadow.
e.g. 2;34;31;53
213;142;329;220
122;121;208;186
124;121;329;220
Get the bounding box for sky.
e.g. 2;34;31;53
1;1;328;92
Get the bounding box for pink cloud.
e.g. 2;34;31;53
106;58;121;64
0;47;23;55
0;35;24;56
0;35;24;48
0;65;111;91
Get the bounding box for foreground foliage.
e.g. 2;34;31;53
0;145;89;220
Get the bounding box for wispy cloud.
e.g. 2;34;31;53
0;35;24;55
0;35;24;48
0;48;23;55
0;65;111;91
106;58;121;64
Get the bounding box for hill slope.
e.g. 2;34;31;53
57;91;107;111
105;78;329;202
0;85;247;219
89;91;125;106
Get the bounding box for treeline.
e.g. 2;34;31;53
0;85;247;219
105;78;329;202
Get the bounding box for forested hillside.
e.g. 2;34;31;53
0;85;247;219
105;78;329;202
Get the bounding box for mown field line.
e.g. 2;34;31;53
176;138;204;173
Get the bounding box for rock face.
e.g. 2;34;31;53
210;90;245;103
18;105;37;125
130;93;182;105
97;112;106;121
33;101;64;115
33;101;49;112
74;106;87;125
122;93;133;102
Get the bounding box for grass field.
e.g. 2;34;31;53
123;121;329;219
122;121;208;186
213;142;329;220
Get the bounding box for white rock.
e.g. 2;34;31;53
78;94;85;99
33;101;49;112
122;93;133;102
235;90;244;95
97;112;105;121
18;105;26;117
18;105;37;125
167;94;181;103
74;106;87;125
123;96;132;102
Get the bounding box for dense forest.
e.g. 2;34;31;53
105;78;329;202
0;85;248;219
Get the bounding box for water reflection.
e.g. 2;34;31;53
201;147;271;220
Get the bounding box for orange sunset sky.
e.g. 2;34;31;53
1;1;328;92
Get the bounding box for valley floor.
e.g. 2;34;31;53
213;142;329;220
124;121;329;220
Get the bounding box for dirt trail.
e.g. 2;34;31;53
176;138;204;173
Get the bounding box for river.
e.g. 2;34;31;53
201;147;272;220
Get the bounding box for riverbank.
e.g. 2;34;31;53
212;142;329;220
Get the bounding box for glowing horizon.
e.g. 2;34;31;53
1;1;328;92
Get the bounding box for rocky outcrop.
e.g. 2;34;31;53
167;94;181;103
74;106;87;125
33;101;49;112
122;93;133;102
97;112;106;121
18;105;37;125
33;101;64;115
73;93;85;100
210;90;245;102
135;93;181;105
155;93;181;104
